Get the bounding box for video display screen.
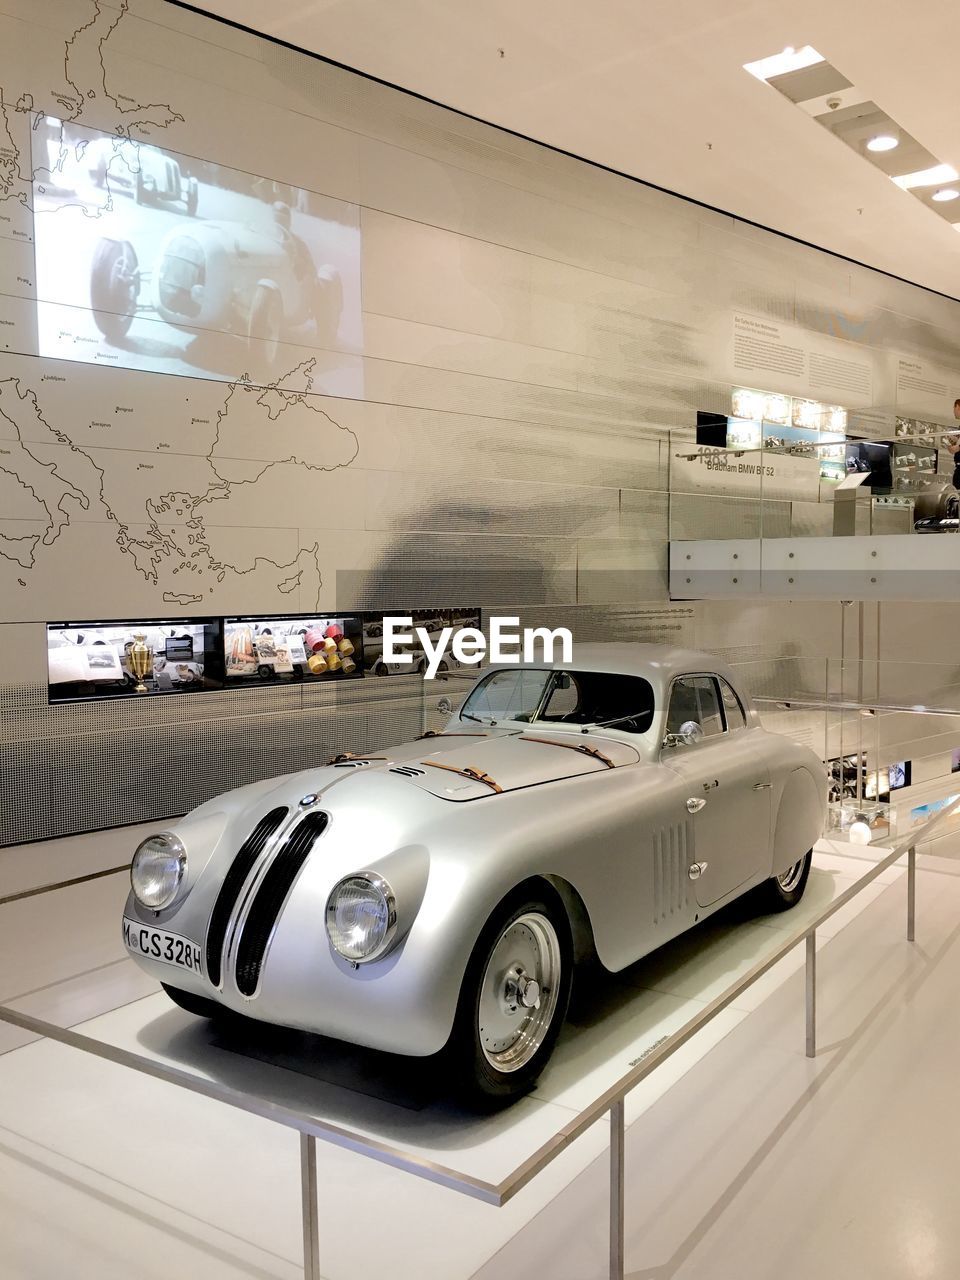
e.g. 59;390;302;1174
47;618;223;702
32;118;363;394
224;615;364;684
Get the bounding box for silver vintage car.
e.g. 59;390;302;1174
122;645;825;1101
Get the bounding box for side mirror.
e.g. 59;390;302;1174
663;720;704;749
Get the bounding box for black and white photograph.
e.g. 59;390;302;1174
32;119;364;393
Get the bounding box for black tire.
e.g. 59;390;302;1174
90;238;139;341
913;484;958;523
374;662;389;676
447;887;573;1104
161;982;224;1021
246;282;283;379
185;176;199;217
313;264;343;347
757;849;813;913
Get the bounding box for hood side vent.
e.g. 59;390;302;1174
391;765;426;777
205;806;287;987
234;811;328;998
334;759;372;768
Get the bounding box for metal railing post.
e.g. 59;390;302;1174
907;845;916;943
805;932;816;1059
609;1099;625;1280
301;1132;320;1280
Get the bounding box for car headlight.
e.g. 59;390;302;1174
131;833;186;910
325;873;397;963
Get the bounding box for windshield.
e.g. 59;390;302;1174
460;668;656;734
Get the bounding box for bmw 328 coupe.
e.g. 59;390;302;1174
122;644;826;1100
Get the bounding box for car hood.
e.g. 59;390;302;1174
379;729;641;800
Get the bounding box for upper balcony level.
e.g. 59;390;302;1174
668;410;960;601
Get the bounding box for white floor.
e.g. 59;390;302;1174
1;829;958;1279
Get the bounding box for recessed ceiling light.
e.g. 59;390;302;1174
743;46;824;82
931;188;960;202
893;163;959;190
866;134;898;152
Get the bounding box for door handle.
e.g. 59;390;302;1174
753;781;772;791
686;797;707;813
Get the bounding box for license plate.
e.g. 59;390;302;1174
122;918;202;974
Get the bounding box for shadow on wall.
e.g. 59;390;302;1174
338;498;667;611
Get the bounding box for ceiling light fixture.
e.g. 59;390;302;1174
743;45;824;82
931;188;960;203
866;134;898;152
892;163;959;190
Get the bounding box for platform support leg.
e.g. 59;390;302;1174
301;1133;320;1280
609;1099;625;1280
805;931;816;1059
907;845;916;943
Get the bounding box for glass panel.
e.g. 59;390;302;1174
694;677;724;737
718;677;746;730
538;672;655;733
666;677;704;735
460;669;551;724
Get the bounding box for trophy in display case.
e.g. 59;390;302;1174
128;633;153;693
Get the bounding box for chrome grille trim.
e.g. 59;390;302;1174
233;811;329;998
204;806;287;987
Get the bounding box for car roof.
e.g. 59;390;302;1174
512;642;735;681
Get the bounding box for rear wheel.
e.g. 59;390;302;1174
757;849;813;912
90;238;139;340
449;889;572;1103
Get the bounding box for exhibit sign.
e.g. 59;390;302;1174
671;445;821;501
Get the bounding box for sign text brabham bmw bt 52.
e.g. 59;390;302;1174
382;616;573;679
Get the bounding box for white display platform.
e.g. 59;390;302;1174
0;842;908;1279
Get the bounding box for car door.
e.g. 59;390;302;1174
661;674;771;907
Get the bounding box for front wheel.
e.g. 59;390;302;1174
757;849;813;912
90;238;140;341
449;890;572;1103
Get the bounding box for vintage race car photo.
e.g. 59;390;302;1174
122;644;826;1101
89;202;343;373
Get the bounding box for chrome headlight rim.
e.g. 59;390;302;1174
130;832;187;911
325;871;398;965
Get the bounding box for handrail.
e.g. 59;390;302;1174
3;789;959;1277
754;696;960;717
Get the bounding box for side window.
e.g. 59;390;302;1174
666;676;724;739
693;677;724;737
717;677;746;730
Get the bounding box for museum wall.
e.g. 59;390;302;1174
1;0;959;844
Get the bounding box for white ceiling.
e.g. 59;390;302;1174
183;0;960;300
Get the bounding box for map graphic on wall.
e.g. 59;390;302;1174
0;0;367;622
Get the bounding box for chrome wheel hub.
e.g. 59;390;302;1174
777;857;806;893
478;912;561;1073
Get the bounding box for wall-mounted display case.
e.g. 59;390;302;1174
224;614;364;685
46;608;480;703
47;618;224;702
